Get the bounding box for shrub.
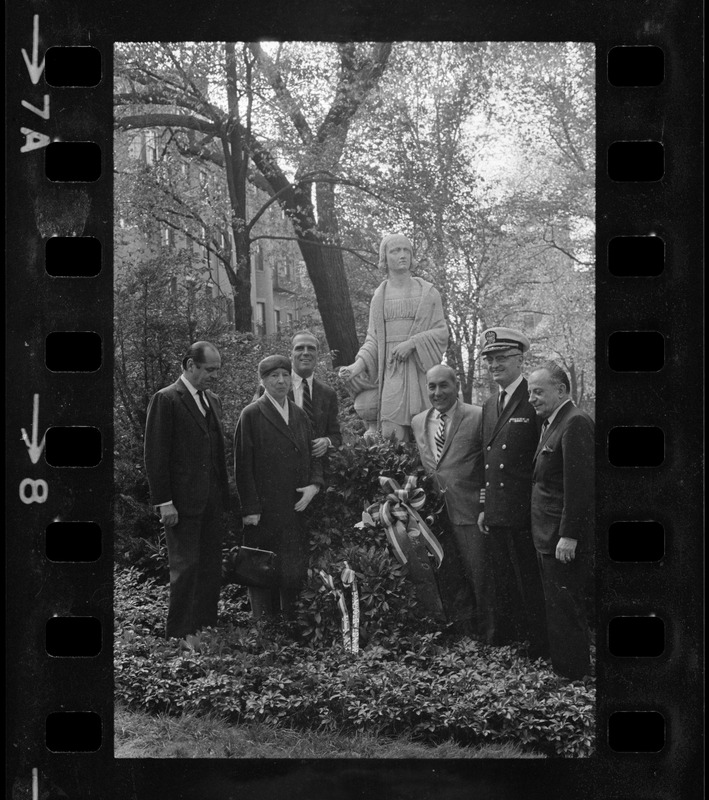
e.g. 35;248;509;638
115;568;595;757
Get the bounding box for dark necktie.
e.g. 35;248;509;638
197;389;210;418
434;412;447;462
301;379;314;425
497;390;507;417
540;419;549;441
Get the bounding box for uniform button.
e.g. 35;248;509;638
486;482;490;487
500;482;505;487
502;444;507;450
487;446;491;451
485;464;489;470
499;464;505;469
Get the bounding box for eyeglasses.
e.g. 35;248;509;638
483;353;521;365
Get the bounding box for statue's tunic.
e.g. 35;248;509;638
357;277;449;428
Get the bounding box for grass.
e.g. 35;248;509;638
115;703;546;759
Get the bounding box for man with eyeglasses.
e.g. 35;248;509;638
476;327;549;662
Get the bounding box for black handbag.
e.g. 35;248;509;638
225;538;278;588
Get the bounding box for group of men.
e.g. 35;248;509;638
144;325;594;681
411;327;594;681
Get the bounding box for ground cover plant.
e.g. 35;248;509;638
115;432;595;759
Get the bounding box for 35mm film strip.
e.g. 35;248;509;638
6;1;703;798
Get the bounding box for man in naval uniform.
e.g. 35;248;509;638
477;327;549;660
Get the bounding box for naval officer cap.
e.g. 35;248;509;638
258;354;292;377
480;327;530;356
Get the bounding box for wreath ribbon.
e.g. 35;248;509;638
364;475;444;568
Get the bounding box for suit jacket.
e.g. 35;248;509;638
254;377;342;448
412;401;484;525
531;402;595;555
480;378;541;528
144;378;230;515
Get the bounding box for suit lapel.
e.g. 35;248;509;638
438;403;462;464
533;401;574;460
488;379;526;443
205;389;225;435
257;394;299;447
176;379;208;432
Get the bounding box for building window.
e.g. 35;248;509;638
162;227;174;248
286;312;294;326
144;130;157;166
255;302;266;336
255;247;264;272
201;227;210;267
226;299;234;324
274;309;281;332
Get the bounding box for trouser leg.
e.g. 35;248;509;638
537;552;590;679
194;507;224;630
486;527;524;644
248;587;279;620
506;530;549;658
165;515;202;639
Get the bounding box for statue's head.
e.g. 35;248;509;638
378;233;415;275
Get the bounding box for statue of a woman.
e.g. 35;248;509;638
339;234;449;441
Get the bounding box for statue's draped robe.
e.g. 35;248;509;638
357;278;449;428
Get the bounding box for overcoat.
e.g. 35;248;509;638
234;395;323;587
411;401;483;525
480;378;541;528
531;402;595;554
144;378;230;514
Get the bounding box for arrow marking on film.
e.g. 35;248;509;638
21;15;45;85
21;394;47;464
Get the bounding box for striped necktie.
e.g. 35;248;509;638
301;378;314;424
434;412;447;462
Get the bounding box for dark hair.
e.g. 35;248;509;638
291;330;319;347
182;341;218;370
540;361;571;393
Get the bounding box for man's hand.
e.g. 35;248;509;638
159;503;179;527
295;484;319;512
390;339;416;363
477;510;489;534
243;514;261;526
338;359;365;381
311;437;330;458
556;536;578;563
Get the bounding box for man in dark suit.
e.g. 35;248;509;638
411;364;493;639
289;331;342;457
528;362;594;680
253;331;341;459
144;341;230;640
477;327;549;659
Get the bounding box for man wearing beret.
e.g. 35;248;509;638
528;362;594;680
477;327;549;660
235;355;324;620
144;341;231;640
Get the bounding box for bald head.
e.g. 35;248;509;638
426;364;458;413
